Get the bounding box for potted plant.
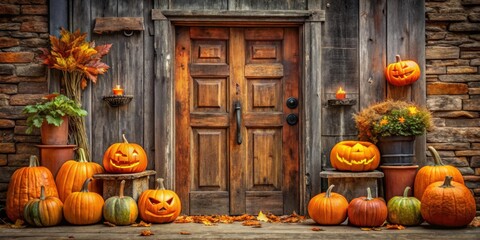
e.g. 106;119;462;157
353;99;433;165
23;93;87;145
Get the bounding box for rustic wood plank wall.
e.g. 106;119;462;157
70;0;155;173
66;0;425;206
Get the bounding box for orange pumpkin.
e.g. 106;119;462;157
385;55;421;86
421;176;476;227
63;178;104;225
55;148;104;202
103;134;148;173
347;187;387;227
138;178;181;223
308;185;348;225
414;146;464;200
6;155;58;222
330;141;380;171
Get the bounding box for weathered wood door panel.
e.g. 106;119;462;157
175;26;299;215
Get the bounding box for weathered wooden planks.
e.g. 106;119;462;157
94;17;145;34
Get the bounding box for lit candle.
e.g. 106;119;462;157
336;87;346;99
113;85;124;96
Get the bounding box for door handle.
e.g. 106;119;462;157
234;102;242;144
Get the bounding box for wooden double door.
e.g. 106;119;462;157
175;26;300;215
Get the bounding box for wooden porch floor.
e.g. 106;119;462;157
1;219;479;240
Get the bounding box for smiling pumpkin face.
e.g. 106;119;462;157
138;178;181;223
103;134;147;173
385;55;421;86
330;141;380;172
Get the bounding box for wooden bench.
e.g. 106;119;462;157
93;170;156;201
319;170;384;202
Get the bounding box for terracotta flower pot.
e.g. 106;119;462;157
40;116;69;145
380;165;418;202
36;144;76;177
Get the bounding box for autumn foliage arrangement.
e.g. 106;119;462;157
354;99;433;143
40;28;112;160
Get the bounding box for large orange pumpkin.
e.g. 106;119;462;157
6;155;58;222
63;178;104;225
308;184;348;225
385;55;421;86
138;178;181;223
103;134;148;173
55;148;104;202
414;146;464;200
330;141;380;171
421;176;476;227
347;187;387;227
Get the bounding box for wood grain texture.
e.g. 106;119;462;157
94;17;144;33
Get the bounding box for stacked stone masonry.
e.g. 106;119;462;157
0;0;479;212
0;0;49;202
426;0;480;211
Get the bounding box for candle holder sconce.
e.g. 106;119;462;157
103;95;133;107
327;98;357;106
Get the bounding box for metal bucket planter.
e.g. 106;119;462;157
376;136;415;166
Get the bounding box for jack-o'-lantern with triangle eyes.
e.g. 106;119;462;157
138;178;181;223
385;55;421;86
330;141;380;172
103;134;148;173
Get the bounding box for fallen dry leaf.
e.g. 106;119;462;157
469;217;480;227
361;227;372;231
140;230;154;236
179;231;191;235
386;224;406;230
311;227;324;231
9;219;26;229
131;221;152;227
103;221;116;227
242;220;262;227
174;216;194;223
257;211;270;222
372;227;382;231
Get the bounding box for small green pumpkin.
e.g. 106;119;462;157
387;186;423;226
23;185;63;227
103;180;138;225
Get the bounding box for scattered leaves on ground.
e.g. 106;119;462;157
386;224;406;230
311;227;324;231
360;227;382;231
131;221;151;227
174;212;305;227
179;231;191;235
103;221;116;227
140;230;154;236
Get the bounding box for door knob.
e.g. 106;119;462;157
286;97;298;109
286;114;298;126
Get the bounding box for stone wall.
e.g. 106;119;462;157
0;0;48;202
425;0;480;211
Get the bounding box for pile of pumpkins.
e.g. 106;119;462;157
308;143;476;227
5;134;181;227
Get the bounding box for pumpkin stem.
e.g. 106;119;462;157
29;155;39;167
40;185;46;201
427;146;445;166
365;187;373;201
156;178;166;190
440;176;453;188
403;186;411;198
81;178;92;193
119;180;125;198
122;134;129;144
395;55;401;62
325;184;335;198
77;148;88;163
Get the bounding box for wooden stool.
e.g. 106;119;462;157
93;170;156;201
319;170;384;202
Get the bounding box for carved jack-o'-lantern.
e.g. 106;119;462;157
385;55;421;87
330;141;380;172
103;134;147;173
138;178;181;223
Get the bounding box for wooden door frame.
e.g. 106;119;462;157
152;9;325;214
